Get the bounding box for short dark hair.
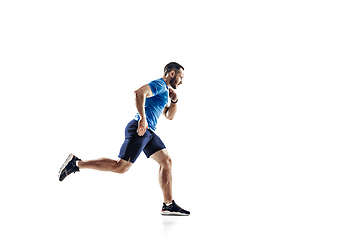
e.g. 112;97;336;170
164;62;184;76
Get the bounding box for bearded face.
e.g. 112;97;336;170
168;69;184;89
170;76;178;89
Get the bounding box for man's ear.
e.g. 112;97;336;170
170;70;175;77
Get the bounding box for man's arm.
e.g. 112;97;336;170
164;102;177;120
134;84;153;136
163;88;178;120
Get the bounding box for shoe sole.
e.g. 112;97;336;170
161;211;190;216
58;153;74;181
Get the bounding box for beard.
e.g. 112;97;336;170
170;77;177;89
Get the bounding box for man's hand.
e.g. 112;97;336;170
163;88;178;120
169;88;177;102
137;117;149;136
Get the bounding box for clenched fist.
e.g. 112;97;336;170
169;88;177;102
137;117;148;136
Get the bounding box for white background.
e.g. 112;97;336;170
1;0;359;239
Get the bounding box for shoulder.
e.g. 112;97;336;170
148;78;168;96
149;78;167;87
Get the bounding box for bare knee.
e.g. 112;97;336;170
160;157;172;169
114;159;132;174
115;167;129;174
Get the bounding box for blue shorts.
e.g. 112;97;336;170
118;120;166;163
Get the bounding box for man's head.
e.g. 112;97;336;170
163;62;184;89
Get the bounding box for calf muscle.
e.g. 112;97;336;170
78;158;132;174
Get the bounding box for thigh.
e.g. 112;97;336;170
143;132;166;159
118;120;153;163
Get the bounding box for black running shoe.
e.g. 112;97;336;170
58;153;82;181
161;200;190;216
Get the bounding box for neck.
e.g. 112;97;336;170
162;75;171;87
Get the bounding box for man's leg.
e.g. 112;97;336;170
78;158;133;174
149;148;190;215
150;149;173;204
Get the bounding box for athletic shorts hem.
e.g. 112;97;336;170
118;120;166;163
144;146;166;159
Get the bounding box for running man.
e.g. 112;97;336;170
59;62;190;216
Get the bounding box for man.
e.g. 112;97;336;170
59;62;190;216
